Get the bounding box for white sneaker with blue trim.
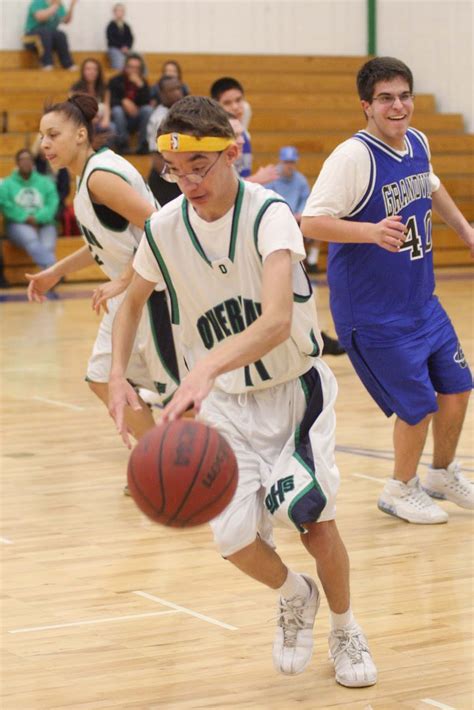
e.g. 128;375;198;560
423;461;474;510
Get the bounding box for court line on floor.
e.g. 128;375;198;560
339;445;474;461
31;396;86;412
134;590;238;631
9;610;179;634
352;473;384;484
0;537;13;545
338;445;473;472
421;699;457;710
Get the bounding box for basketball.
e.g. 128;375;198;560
127;419;238;527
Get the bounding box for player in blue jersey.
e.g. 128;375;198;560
301;57;473;524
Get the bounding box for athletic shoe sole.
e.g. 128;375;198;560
377;500;448;524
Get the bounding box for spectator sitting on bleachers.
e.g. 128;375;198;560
147;76;184;152
0;149;58;269
108;53;153;154
23;0;78;71
211;77;277;185
265;145;319;275
106;3;134;71
70;58;116;147
224;110;278;185
151;60;190;103
266;146;310;224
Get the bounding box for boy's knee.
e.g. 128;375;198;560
304;519;338;554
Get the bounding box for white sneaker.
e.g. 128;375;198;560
378;476;448;524
41;64;54;71
272;574;320;675
423;461;474;510
329;623;377;687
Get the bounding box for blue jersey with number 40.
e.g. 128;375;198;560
328;128;435;336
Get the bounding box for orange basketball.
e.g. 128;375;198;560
127;419;238;527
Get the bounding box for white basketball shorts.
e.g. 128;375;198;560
86;290;180;405
199;359;340;557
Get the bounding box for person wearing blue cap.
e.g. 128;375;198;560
266;146;320;272
267;146;310;223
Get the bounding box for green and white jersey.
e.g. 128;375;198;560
134;180;322;394
74;147;158;280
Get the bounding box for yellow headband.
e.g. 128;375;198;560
157;133;235;153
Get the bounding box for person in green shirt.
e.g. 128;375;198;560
0;149;59;268
23;0;78;70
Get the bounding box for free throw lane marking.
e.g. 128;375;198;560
134;590;238;631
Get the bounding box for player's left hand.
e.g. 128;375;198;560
108;375;142;449
91;278;127;315
162;365;215;422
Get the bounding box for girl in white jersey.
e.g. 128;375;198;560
108;96;377;688
26;93;181;445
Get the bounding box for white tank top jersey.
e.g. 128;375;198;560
74;147;159;280
134;180;323;394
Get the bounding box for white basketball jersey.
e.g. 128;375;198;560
140;180;322;394
74;148;158;280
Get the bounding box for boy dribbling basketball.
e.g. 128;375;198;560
108;96;377;688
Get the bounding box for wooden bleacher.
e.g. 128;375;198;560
0;50;473;285
1;237;103;285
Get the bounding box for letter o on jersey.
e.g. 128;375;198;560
197;316;214;350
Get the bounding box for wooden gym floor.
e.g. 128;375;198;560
1;269;473;710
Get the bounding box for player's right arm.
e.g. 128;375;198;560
301;214;406;253
108;271;157;447
300;143;406;253
26;245;94;302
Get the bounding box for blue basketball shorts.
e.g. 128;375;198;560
339;302;472;426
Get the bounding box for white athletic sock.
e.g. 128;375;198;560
277;569;311;600
330;608;355;630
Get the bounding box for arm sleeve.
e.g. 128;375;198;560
106;22;118;47
302;140;371;219
108;76;124;106
133;227;166;289
257;201;306;263
125;24;133;47
136;82;151;106
35;178;59;224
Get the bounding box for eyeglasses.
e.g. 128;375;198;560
371;92;415;106
161;151;223;184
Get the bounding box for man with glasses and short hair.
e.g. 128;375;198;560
301;56;473;524
108;95;377;688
